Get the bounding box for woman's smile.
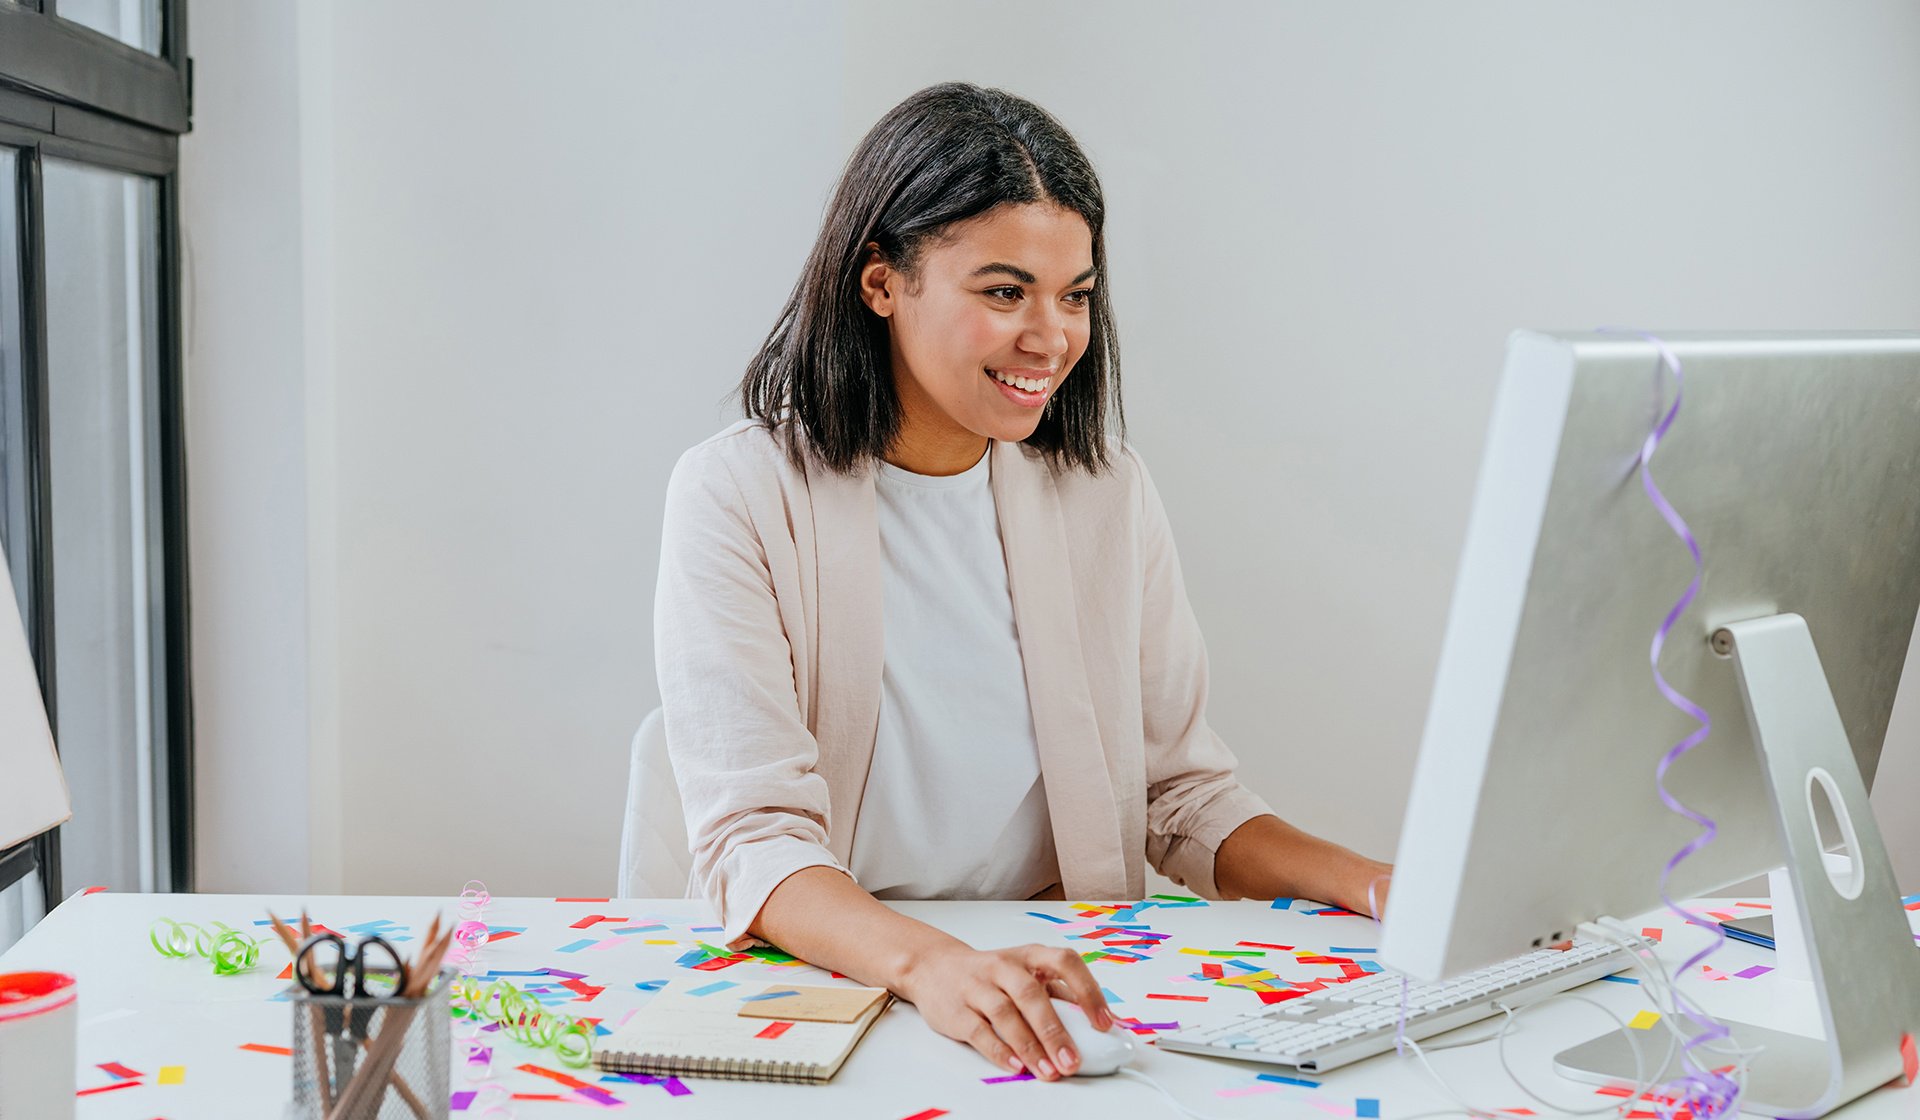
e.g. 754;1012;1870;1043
986;366;1054;408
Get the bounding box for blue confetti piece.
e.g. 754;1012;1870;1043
689;926;723;932
673;950;707;968
635;979;668;992
1360;961;1383;972
687;980;738;997
1100;987;1122;1004
1903;893;1920;907
1327;947;1376;954
1356;1098;1380;1118
1256;1072;1321;1088
741;990;800;1002
1271;898;1294;910
610;924;669;935
1027;911;1070;924
1599;974;1641;985
555;939;597;953
478;969;549;978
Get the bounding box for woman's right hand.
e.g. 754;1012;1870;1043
896;943;1114;1081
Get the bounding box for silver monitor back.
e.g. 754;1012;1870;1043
1381;329;1920;982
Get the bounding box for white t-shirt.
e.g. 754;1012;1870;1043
847;444;1060;900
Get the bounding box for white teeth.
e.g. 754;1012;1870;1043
989;369;1050;393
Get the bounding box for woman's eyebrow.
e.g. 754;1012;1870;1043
969;263;1099;285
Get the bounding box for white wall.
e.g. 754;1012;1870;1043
183;1;1920;900
179;0;316;892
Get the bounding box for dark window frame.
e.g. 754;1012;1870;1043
0;0;192;914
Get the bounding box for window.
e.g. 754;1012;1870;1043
0;0;190;953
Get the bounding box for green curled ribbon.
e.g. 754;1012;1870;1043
210;930;260;975
149;918;193;958
191;921;231;958
450;975;592;1066
553;1019;593;1069
150;918;261;975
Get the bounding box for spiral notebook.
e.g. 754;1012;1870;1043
593;980;894;1084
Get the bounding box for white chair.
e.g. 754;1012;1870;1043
617;706;695;899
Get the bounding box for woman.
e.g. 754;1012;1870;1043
655;82;1390;1082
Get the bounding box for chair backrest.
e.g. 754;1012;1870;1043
617;706;694;898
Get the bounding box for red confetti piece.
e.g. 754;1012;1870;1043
1640;927;1663;942
755;1021;793;1039
1256;989;1305;1005
1146;993;1208;1002
239;1043;292;1056
76;1081;140;1097
554;897;610;903
1236;941;1294;950
97;1061;143;1080
1201;964;1224;980
900;1110;950;1120
559;978;605;1001
82;886;108;895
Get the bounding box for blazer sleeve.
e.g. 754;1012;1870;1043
654;441;850;949
1129;446;1278;898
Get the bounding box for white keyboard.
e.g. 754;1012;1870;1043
1157;937;1630;1073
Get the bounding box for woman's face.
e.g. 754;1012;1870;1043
860;202;1097;470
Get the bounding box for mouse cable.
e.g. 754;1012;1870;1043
1115;1066;1244;1120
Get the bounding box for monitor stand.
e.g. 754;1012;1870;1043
1552;613;1920;1117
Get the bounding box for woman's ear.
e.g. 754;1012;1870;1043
857;242;895;318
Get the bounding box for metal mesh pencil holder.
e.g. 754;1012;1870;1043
290;969;452;1120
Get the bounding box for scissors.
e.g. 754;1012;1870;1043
296;934;409;1096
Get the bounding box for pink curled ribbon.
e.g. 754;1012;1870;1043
1602;326;1740;1119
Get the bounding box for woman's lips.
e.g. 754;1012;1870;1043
986;367;1052;408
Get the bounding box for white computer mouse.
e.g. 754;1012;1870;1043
1051;998;1138;1076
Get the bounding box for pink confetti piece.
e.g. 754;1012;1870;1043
1217;1084;1289;1099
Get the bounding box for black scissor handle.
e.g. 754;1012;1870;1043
349;935;408;1000
294;933;409;1000
295;932;349;996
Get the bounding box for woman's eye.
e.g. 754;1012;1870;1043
1065;288;1094;307
986;286;1022;301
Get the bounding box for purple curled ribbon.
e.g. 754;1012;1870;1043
1602;326;1741;1119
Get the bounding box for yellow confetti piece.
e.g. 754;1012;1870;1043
1629;1010;1661;1031
643;939;677;945
158;1066;185;1085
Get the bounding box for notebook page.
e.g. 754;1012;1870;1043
599;982;882;1071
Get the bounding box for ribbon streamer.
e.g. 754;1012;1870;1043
1602;325;1741;1119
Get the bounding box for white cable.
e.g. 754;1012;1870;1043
1115;1067;1244;1120
1373;926;1688;1119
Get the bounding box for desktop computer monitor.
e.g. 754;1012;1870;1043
1380;330;1920;1117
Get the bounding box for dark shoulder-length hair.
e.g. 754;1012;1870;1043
737;82;1124;476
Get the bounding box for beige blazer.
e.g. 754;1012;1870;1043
655;419;1275;948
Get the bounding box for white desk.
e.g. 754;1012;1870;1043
1;891;1914;1118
